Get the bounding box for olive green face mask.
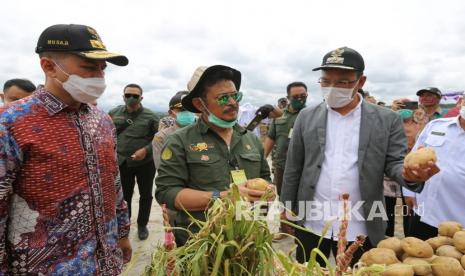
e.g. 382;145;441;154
124;95;140;106
290;98;306;110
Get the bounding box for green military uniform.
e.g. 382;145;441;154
267;108;299;195
109;105;159;166
155;118;271;244
268;108;299;169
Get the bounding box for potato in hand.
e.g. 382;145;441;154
405;147;437;168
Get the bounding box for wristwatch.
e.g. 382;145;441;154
211;191;221;200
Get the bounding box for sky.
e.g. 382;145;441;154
1;0;465;112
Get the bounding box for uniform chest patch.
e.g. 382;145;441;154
161;148;173;160
190;142;210;152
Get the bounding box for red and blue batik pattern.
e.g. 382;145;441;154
0;87;130;275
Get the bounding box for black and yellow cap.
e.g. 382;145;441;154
35;24;128;66
313;46;364;72
169;91;189;109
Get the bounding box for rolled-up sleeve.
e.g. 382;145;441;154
154;135;188;211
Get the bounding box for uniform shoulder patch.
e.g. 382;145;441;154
161;148;173;160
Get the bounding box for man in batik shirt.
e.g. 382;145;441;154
0;24;131;275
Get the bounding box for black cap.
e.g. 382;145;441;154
416;87;442;97
169;91;189;109
35;24;128;66
182;65;241;113
313;46;364;72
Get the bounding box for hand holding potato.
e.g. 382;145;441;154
238;178;275;202
403;147;440;182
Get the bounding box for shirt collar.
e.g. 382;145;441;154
451;115;462;128
35;86;90;116
285;106;299;114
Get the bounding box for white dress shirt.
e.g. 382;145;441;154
402;116;465;227
305;96;368;241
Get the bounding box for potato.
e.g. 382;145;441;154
436;245;464;260
382;263;414;276
430;256;464;276
401;237;434;258
461;255;465;269
360;248;400;266
403;257;432;275
453;231;465;254
424;255;438;262
438;221;463;237
426;236;453;251
404;147;436;168
378;237;404;258
247;178;268;191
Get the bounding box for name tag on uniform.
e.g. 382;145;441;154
231;170;248;185
288;128;293;139
431;131;445;136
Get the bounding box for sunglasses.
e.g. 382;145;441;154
290;94;307;100
215;92;243;106
124;94;140;99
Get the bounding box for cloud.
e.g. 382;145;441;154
1;0;465;111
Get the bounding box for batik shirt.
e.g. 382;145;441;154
0;87;130;275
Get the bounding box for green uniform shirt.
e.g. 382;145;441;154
109;105;159;167
267;108;300;169
155;118;271;227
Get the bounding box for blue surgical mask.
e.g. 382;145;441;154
176;111;196;127
200;99;237;128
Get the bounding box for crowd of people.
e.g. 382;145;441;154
0;23;464;274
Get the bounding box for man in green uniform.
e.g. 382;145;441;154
109;83;159;240
263;81;308;195
155;65;272;245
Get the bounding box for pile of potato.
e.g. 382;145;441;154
360;221;465;276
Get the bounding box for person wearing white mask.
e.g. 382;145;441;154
0;24;131;274
402;99;465;240
281;47;439;266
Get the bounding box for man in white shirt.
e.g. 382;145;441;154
281;47;438;266
402;99;465;240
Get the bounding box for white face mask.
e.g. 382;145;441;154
54;62;106;104
321;86;355;108
460;106;465;119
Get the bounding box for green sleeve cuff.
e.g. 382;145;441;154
159;187;184;211
145;143;153;156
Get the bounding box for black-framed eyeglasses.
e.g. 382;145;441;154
124;94;140;99
318;78;359;88
215;91;243;106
